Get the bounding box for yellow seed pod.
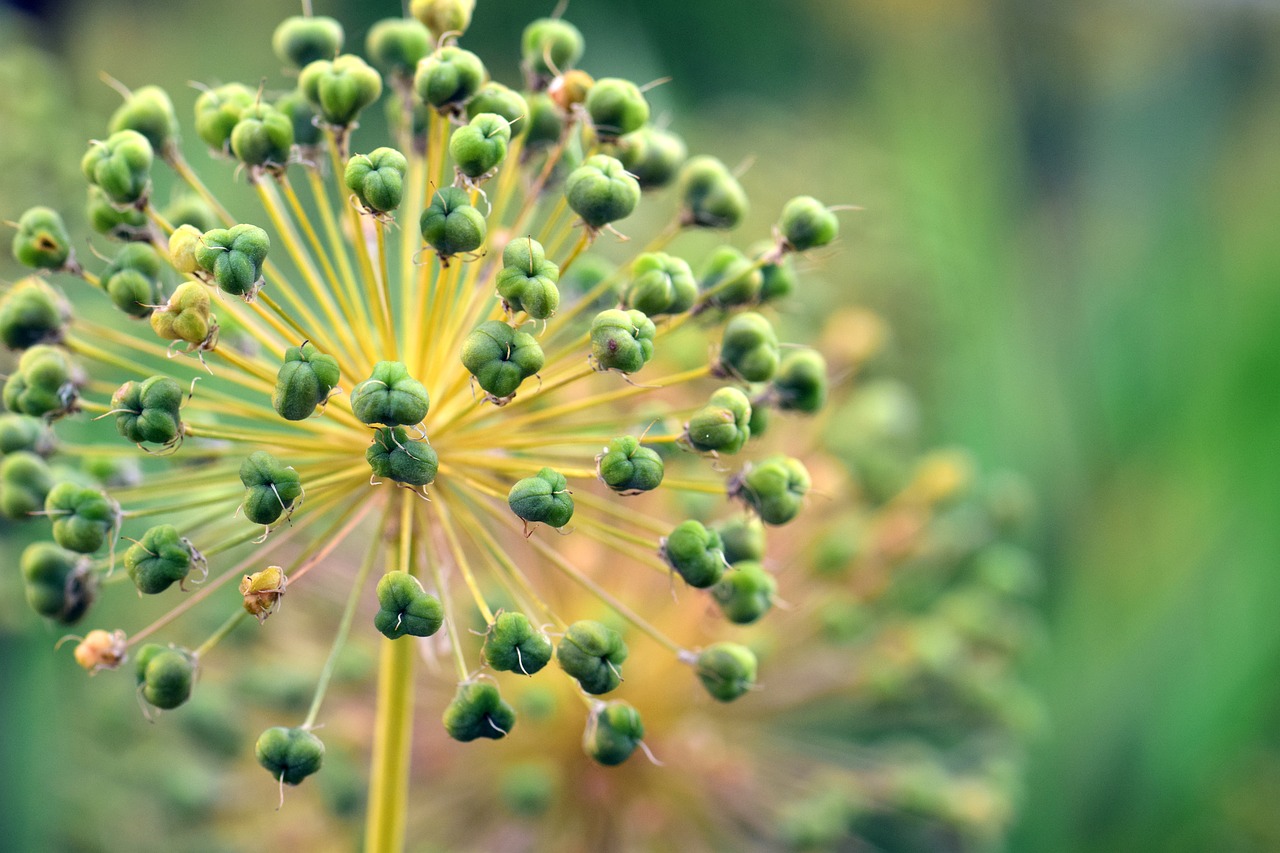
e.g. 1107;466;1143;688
73;629;127;674
168;224;203;274
240;565;287;623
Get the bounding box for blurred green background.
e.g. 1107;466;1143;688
3;0;1280;850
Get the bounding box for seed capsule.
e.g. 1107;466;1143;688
411;0;475;36
101;242;163;318
466;82;529;124
230;103;294;171
111;375;183;447
596;435;664;494
556;620;628;695
700;245;763;309
496;237;561;320
590;308;655;374
695;642;758;702
450;112;512;179
150;281;212;346
685;387;752;455
508;467;574;529
482;612;553;675
584;701;645;766
366;18;432;77
661;520;726;588
584;78;648;139
443;681;516;742
256;726;325;785
274;342;340;421
81;129;153;206
566;154;640;229
521;17;584;83
73;629;127;674
299;54;383;127
729;455;811;525
420;186;486;259
108;85;179;154
622;252;696;317
194;224;270;299
711;561;776;624
45;482;117;554
0;277;70;349
275;88;323;149
366;426;439;487
717;311;780;382
0;414;54;456
239;451;302;526
715;516;766;565
772;348;828;413
524;92;564;148
351;361;429;426
460;320;545;401
135;644;196;710
345;147;409;213
677;155;748;230
20;541;93;623
779;195;839;252
415;46;486;111
194;83;255;152
2;344;81;419
11;206;72;270
272;15;344;69
125;524;198;595
88;186;148;240
374;571;443;639
615;126;687;189
240;566;287;622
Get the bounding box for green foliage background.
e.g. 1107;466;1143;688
2;0;1279;849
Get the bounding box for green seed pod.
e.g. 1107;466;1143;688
748;402;769;438
521;18;584;81
443;681;516;742
556;620;628;695
163;196;218;233
716;516;766;565
717;311;779;382
411;0;474;35
345;147;408;213
508;467;573;529
256;726;325;785
374;571;443;639
367;426;439;487
0;413;54;456
677;155;748;230
108;85;179;154
239;451;302;526
351;361;429;426
45;482;117;554
230;103;294;170
101;242;163;318
686;387;752;455
414;46;486;111
584;78;648;139
524;92;564;148
150;281;212;345
695;642;758;702
590;308;655;374
615;126;686;189
420;186;486;259
111;375;183;447
661;519;726;588
194;224;270;299
623;252;696;316
167;225;203;275
88;185;148;240
731;455;810;525
366;18;432;77
134;644;196;710
584;701;645;766
1;451;54;519
12;206;72;270
299;54;383;127
566;154;640;229
749;240;797;302
125;524;197;594
81;129;153;206
483;612;553;675
711;561;776;624
273;15;344;69
20;541;93;622
2;344;80;418
273;341;341;421
460;321;545;401
772;348;828;413
275;88;323;149
496;237;560;319
194;83;255;152
500;761;559;816
779;195;839;252
701;245;763;309
450;112;511;178
596;435;664;494
0;277;70;349
466;82;528;124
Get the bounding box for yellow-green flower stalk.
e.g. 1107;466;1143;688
0;3;856;851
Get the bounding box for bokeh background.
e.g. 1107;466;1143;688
2;0;1279;850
